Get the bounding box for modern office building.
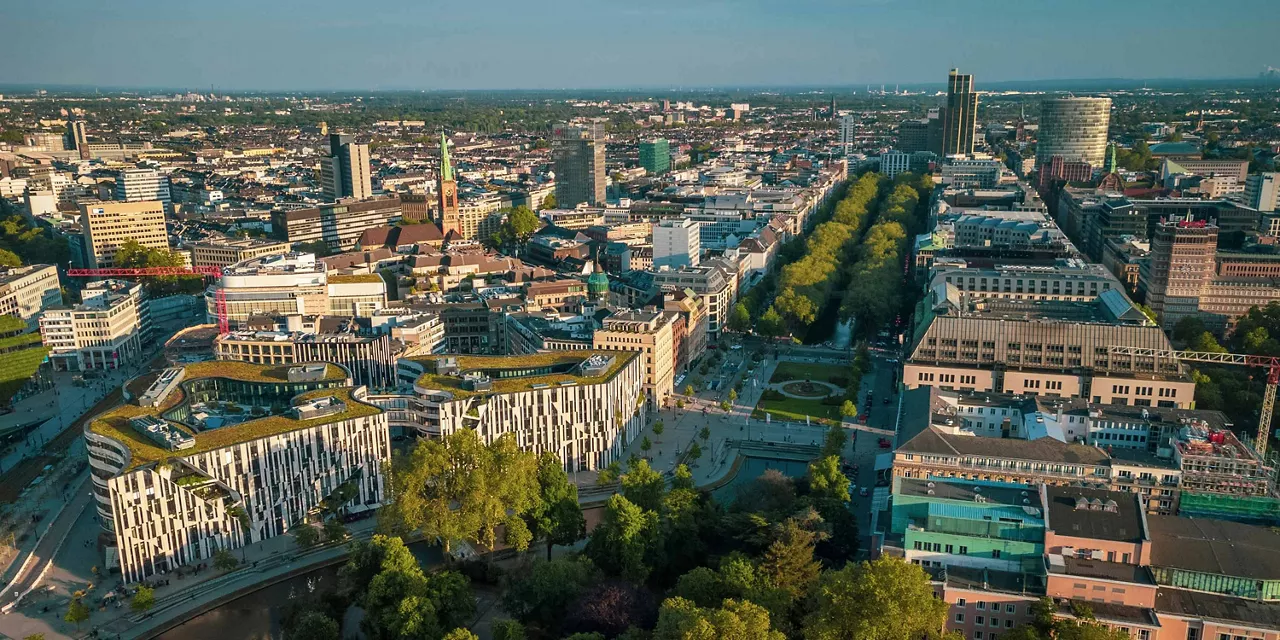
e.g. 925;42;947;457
941;159;1003;188
438;133;461;236
40;280;149;371
0;264;61;322
395;352;645;471
931;260;1123;303
891;477;1045;573
1246;172;1279;213
1035;97;1112;167
553;121;607;208
941;69;978;157
188;237;291;268
639;139;670;176
904;286;1195;408
593;310;676;409
319;133;372;201
652;218;701;269
880;150;911;178
208;253;386;328
270;196;402;252
80;200;169;269
85;361;388;582
115;168;173;214
214;329;400;389
66;119;90;160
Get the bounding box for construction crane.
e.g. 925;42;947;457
1108;345;1280;457
66;266;229;334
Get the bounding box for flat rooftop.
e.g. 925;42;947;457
1045;486;1145;543
1147;515;1280;580
897;477;1038;507
1156;588;1280;631
92;362;365;471
412;350;636;398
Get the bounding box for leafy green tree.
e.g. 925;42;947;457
131;585;156;613
1172;316;1208;346
683;384;696;396
291;610;340;640
491;619;526;640
808;456;851;502
719;400;731;412
812;498;859;565
585;494;658;582
620;458;666;512
1192;331;1228;354
727;303;752;333
501;556;597;633
527;452;585;560
1135;303;1158;323
294;523;322;549
654;597;785;640
840;400;858;419
442;629;479;640
728;388;738;402
493;205;542;252
323;518;348;543
803;557;949;640
699;426;711;442
653;421;665;441
0;248;20;267
362;537;474;640
687;443;702;465
761;517;824;602
213;548;239;571
640;436;652;455
758;306;786;338
65;598;91;631
821;426;848;458
540;193;557;209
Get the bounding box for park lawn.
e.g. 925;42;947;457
752;394;841;427
769;361;850;386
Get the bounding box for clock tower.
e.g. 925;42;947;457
438;132;461;235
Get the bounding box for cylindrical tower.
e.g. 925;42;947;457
1036;97;1112;167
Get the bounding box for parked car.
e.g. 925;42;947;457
878;437;891;449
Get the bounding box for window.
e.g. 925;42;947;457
958;598;967;607
974;633;983;640
990;617;1000;627
976;602;986;610
991;550;1001;559
1005;604;1016;614
975;616;985;625
956;613;965;623
960;546;969;555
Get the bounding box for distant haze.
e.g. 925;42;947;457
2;0;1276;91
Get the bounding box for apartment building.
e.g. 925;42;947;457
395;352;645;471
214;329;400;389
524;279;588;313
905;286;1195;408
0;264;61;322
189;237;290;268
650;265;735;342
931;260;1122;303
659;288;708;374
85;361;388;582
40;279;149;371
270;196;402;252
593;310;675;409
951;211;1075;252
80;200;169;268
114;168;172;214
652;218;701;269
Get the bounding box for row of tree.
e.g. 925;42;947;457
840;174;930;332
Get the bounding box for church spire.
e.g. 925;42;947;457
440;132;454;183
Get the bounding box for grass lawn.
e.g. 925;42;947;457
768;361;849;385
752;394;841;426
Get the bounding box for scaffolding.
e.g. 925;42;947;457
1178;491;1280;525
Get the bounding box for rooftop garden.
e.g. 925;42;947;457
89;387;381;471
180;360;348;383
412;350;636;398
328;273;386;284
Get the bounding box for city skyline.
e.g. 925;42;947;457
2;0;1277;91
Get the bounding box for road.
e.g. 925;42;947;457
0;476;91;614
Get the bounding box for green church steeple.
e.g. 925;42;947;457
440;132;454;182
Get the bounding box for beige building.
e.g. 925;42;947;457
80;200;168;268
209;253;386;328
0;264;61;322
189;237;290;268
270;197;401;252
593;310;676;409
39;279;148;371
905;286;1195;408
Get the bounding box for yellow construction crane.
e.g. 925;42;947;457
1109;346;1280;457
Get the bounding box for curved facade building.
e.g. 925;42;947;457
1036;97;1112;167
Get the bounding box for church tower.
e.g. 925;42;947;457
438;132;461;235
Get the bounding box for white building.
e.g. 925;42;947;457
0;264;61;322
39;279;149;371
652;218;701;269
880;150;911;178
208;253;386;328
1246;172;1279;213
85;361;389;583
115;168;173;214
839;115;859;155
393;352;645;471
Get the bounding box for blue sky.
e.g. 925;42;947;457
2;0;1276;90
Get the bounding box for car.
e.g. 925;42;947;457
878;437;891;449
859;487;869;497
883;398;891;404
858;414;868;424
730;344;743;350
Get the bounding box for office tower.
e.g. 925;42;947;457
438;133;460;234
319;133;372;201
897;119;928;153
840;115;859;154
639;139;670;176
270;196;402;252
553;121;607;208
115;167;173;214
1246;172;1279;213
653;218;701;268
880;150;911;178
1036;97;1112;167
40;279;148;371
940;69;978;157
829;95;837;120
1146;220;1218;328
80;201;169;268
66;119;89;160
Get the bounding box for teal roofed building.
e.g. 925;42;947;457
890;476;1046;575
587;260;610;302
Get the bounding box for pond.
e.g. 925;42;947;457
711;452;815;505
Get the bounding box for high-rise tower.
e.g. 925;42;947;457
438;132;460;235
1036;97;1112;168
553;121;607;208
66;119;89;160
319;133;371;201
940;69;978;157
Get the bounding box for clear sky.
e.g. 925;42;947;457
2;0;1276;91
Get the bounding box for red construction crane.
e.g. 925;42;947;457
1108;346;1280;457
67;266;229;334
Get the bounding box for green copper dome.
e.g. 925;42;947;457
587;264;610;298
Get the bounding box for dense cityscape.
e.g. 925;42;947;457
1;10;1280;640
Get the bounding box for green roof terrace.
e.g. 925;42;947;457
410;350;637;399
